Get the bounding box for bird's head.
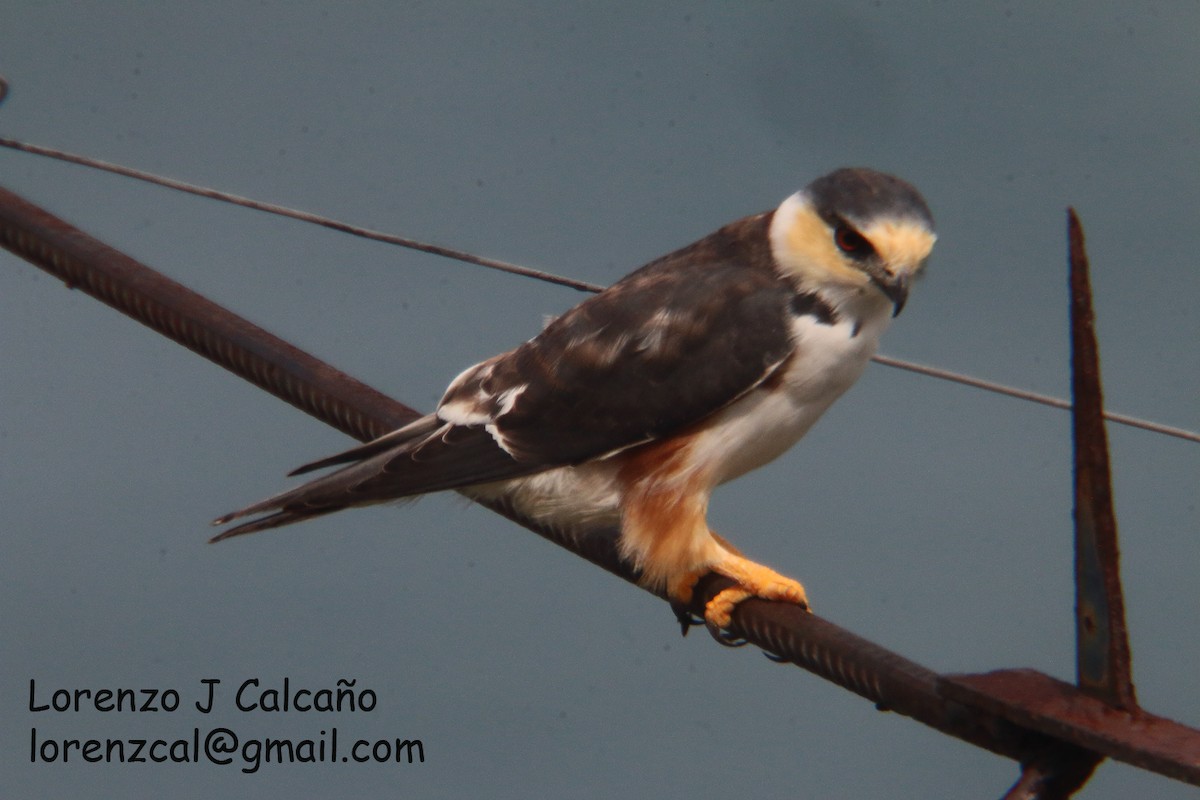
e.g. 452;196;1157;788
769;168;936;317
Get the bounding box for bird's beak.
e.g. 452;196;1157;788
871;273;909;317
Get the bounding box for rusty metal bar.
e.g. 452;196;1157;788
1067;208;1136;710
942;670;1199;784
4;184;1200;791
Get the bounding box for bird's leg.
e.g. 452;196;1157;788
702;546;810;630
616;464;810;630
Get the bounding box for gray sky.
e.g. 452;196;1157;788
2;3;1197;798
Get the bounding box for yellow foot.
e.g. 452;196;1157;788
704;555;810;630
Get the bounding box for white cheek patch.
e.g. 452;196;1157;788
769;194;865;290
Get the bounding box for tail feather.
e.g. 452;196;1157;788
287;415;440;476
209;507;342;542
209;412;541;541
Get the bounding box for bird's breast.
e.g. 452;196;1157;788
692;311;884;485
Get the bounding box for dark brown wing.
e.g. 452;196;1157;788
212;212;794;540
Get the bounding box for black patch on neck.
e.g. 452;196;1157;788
791;292;838;326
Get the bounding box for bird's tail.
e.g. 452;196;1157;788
209;414;444;542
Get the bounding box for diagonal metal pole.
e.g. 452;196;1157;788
3;184;1199;793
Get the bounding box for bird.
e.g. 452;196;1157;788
212;167;936;631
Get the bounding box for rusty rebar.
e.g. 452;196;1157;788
942;670;1200;785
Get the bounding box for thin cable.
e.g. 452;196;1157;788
0;136;600;294
0;133;1195;446
871;355;1200;445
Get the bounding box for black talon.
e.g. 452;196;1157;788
670;600;703;637
705;621;748;647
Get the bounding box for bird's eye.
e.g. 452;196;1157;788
834;224;872;258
